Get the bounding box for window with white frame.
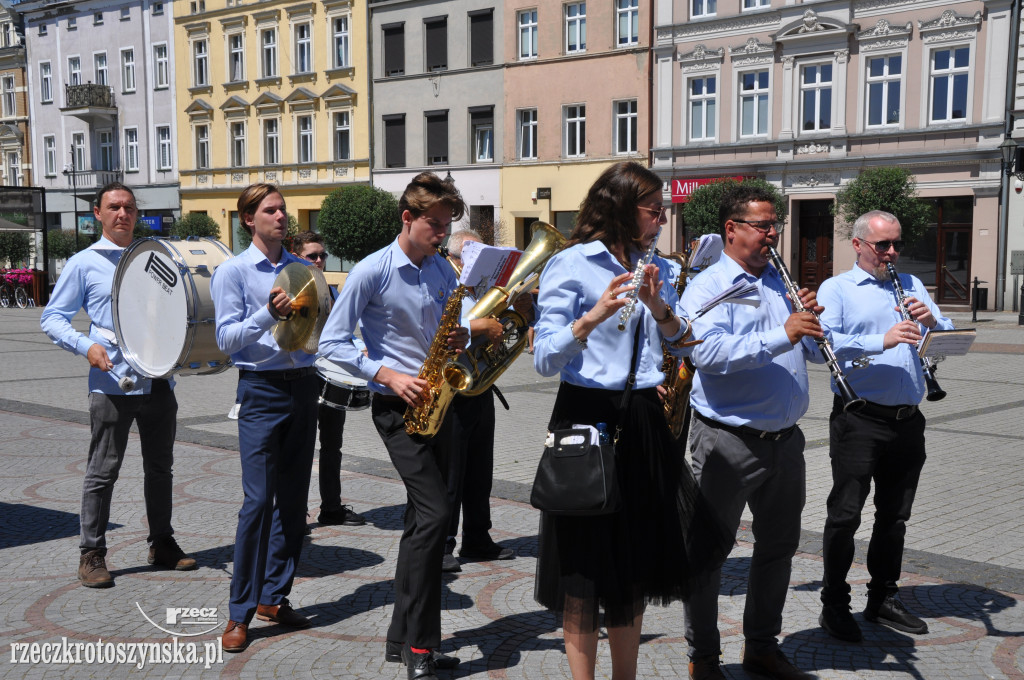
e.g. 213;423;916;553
94;12;103;26
125;127;139;171
72;132;85;171
800;63;832;132
40;62;52;102
120;7;130;20
264;118;280;164
154;44;169;89
7;152;20;185
692;0;716;19
333;111;350;160
228;33;244;82
616;0;639;47
39;24;47;37
153;3;164;15
689;75;716;141
294;23;312;73
332;16;350;69
742;0;769;9
518;9;537;60
518;108;537;159
930;46;969;123
739;69;769;137
866;54;902;128
68;56;82;86
261;28;278;78
1;76;15;118
231;122;246;167
195;124;210;169
471;107;494;163
190;1;205;13
613;99;637;154
68;16;77;30
98;130;114;170
94;53;108;86
297;115;314;163
565;3;586;54
564;104;586;157
157;126;172;170
121;48;136;92
193;39;209;87
44;135;56;175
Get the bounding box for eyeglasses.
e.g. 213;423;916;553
638;205;667;219
304;251;328;261
861;238;905;253
733;219;784;233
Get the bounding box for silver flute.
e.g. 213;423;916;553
617;223;664;331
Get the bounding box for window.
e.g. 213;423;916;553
743;0;769;8
68;57;82;86
154;45;169;89
383;24;405;76
564;104;586;157
518;10;538;60
692;0;716;18
565;3;586;54
616;0;639;47
193;40;209;87
157;126;172;170
261;29;278;78
94;12;104;25
121;49;136;92
98;131;114;170
517;108;537;159
739;69;769;137
153;3;164;15
383;114;406;167
94;53;108;86
866;55;901;128
228;33;244;81
195;124;210;169
294;23;312;73
800;63;832;132
333;111;351;160
930;47;969;123
2;76;15;118
297;115;314;163
470;10;493;66
689;76;716;141
39;24;47;37
125;128;139;171
333;16;350;69
40;62;52;103
190;1;206;13
264;118;280;164
231;122;246;167
72;132;85;171
68;17;77;30
7;152;19;185
613;100;637;154
44;136;56;176
120;7;130;20
471;107;494;163
425;17;447;72
425;110;448;165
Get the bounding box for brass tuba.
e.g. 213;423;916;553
660;251;695;440
445;221;566;396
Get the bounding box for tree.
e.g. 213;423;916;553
682;178;788;237
46;230;91;260
318;185;400;262
133;221;157;240
234;214;299;251
832;167;931;244
170;212;220;240
0;231;32;267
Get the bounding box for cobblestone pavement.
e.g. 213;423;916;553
1;308;1023;679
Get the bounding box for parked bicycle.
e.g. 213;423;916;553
0;270;32;309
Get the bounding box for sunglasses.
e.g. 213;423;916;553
861;238;905;253
638;206;667;219
304;251;328;261
733;219;784;233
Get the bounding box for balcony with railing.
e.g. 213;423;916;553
60;84;117;123
63;167;123;191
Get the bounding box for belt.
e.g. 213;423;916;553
857;400;919;421
694;411;796;442
239;366;316;381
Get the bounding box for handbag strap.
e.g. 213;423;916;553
613;321;644;443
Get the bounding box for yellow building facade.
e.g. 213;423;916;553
174;0;369;279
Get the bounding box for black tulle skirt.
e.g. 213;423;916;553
534;382;730;630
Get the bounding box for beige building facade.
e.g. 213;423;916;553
0;6;30;189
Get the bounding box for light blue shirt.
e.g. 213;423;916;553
210;243;315;371
817;265;953;406
319;238;459;396
40;236;172;395
680;252;821;431
533;241;686;390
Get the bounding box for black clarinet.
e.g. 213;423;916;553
885;263;946;402
766;246;865;413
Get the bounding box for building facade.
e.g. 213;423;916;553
21;0;180;234
1003;4;1023;313
652;0;1010;308
0;4;30;189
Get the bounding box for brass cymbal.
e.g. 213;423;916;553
304;266;333;354
272;262;319;352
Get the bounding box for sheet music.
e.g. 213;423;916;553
458;241;523;289
918;329;977;358
694;281;759;318
688;234;724;272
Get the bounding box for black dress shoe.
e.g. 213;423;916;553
819;604;862;642
441;552;461;573
459;542;515;561
403;648;437;680
385;641;459;669
864;594;928;634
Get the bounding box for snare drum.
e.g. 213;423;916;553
314;357;371;411
112;237;233;379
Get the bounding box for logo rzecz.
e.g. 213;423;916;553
145;252;178;289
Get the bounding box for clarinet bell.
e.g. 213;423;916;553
836;378;866;413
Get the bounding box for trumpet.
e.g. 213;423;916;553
886;263;946;401
766;246;865;413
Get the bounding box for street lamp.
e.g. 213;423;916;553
999;136;1020;178
62;154;79;246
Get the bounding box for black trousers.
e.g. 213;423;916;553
372;396;452;649
821;396;927;607
445;389;496;548
315;376;347;511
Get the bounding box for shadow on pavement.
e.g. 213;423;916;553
0;501;95;548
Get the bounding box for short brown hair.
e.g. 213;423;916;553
237;183;283;234
291;230;324;254
398;172;466;222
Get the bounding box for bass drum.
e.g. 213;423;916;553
112;236;233;379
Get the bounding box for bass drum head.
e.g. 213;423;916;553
112;239;188;378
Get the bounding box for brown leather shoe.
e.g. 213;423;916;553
78;549;114;588
221;621;248;653
689;654;726;680
256;602;311;629
147;537;197;571
741;648;816;679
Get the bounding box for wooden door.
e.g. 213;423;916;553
798;200;834;291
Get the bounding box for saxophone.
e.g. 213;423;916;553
403;282;470;437
660;252;695;440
